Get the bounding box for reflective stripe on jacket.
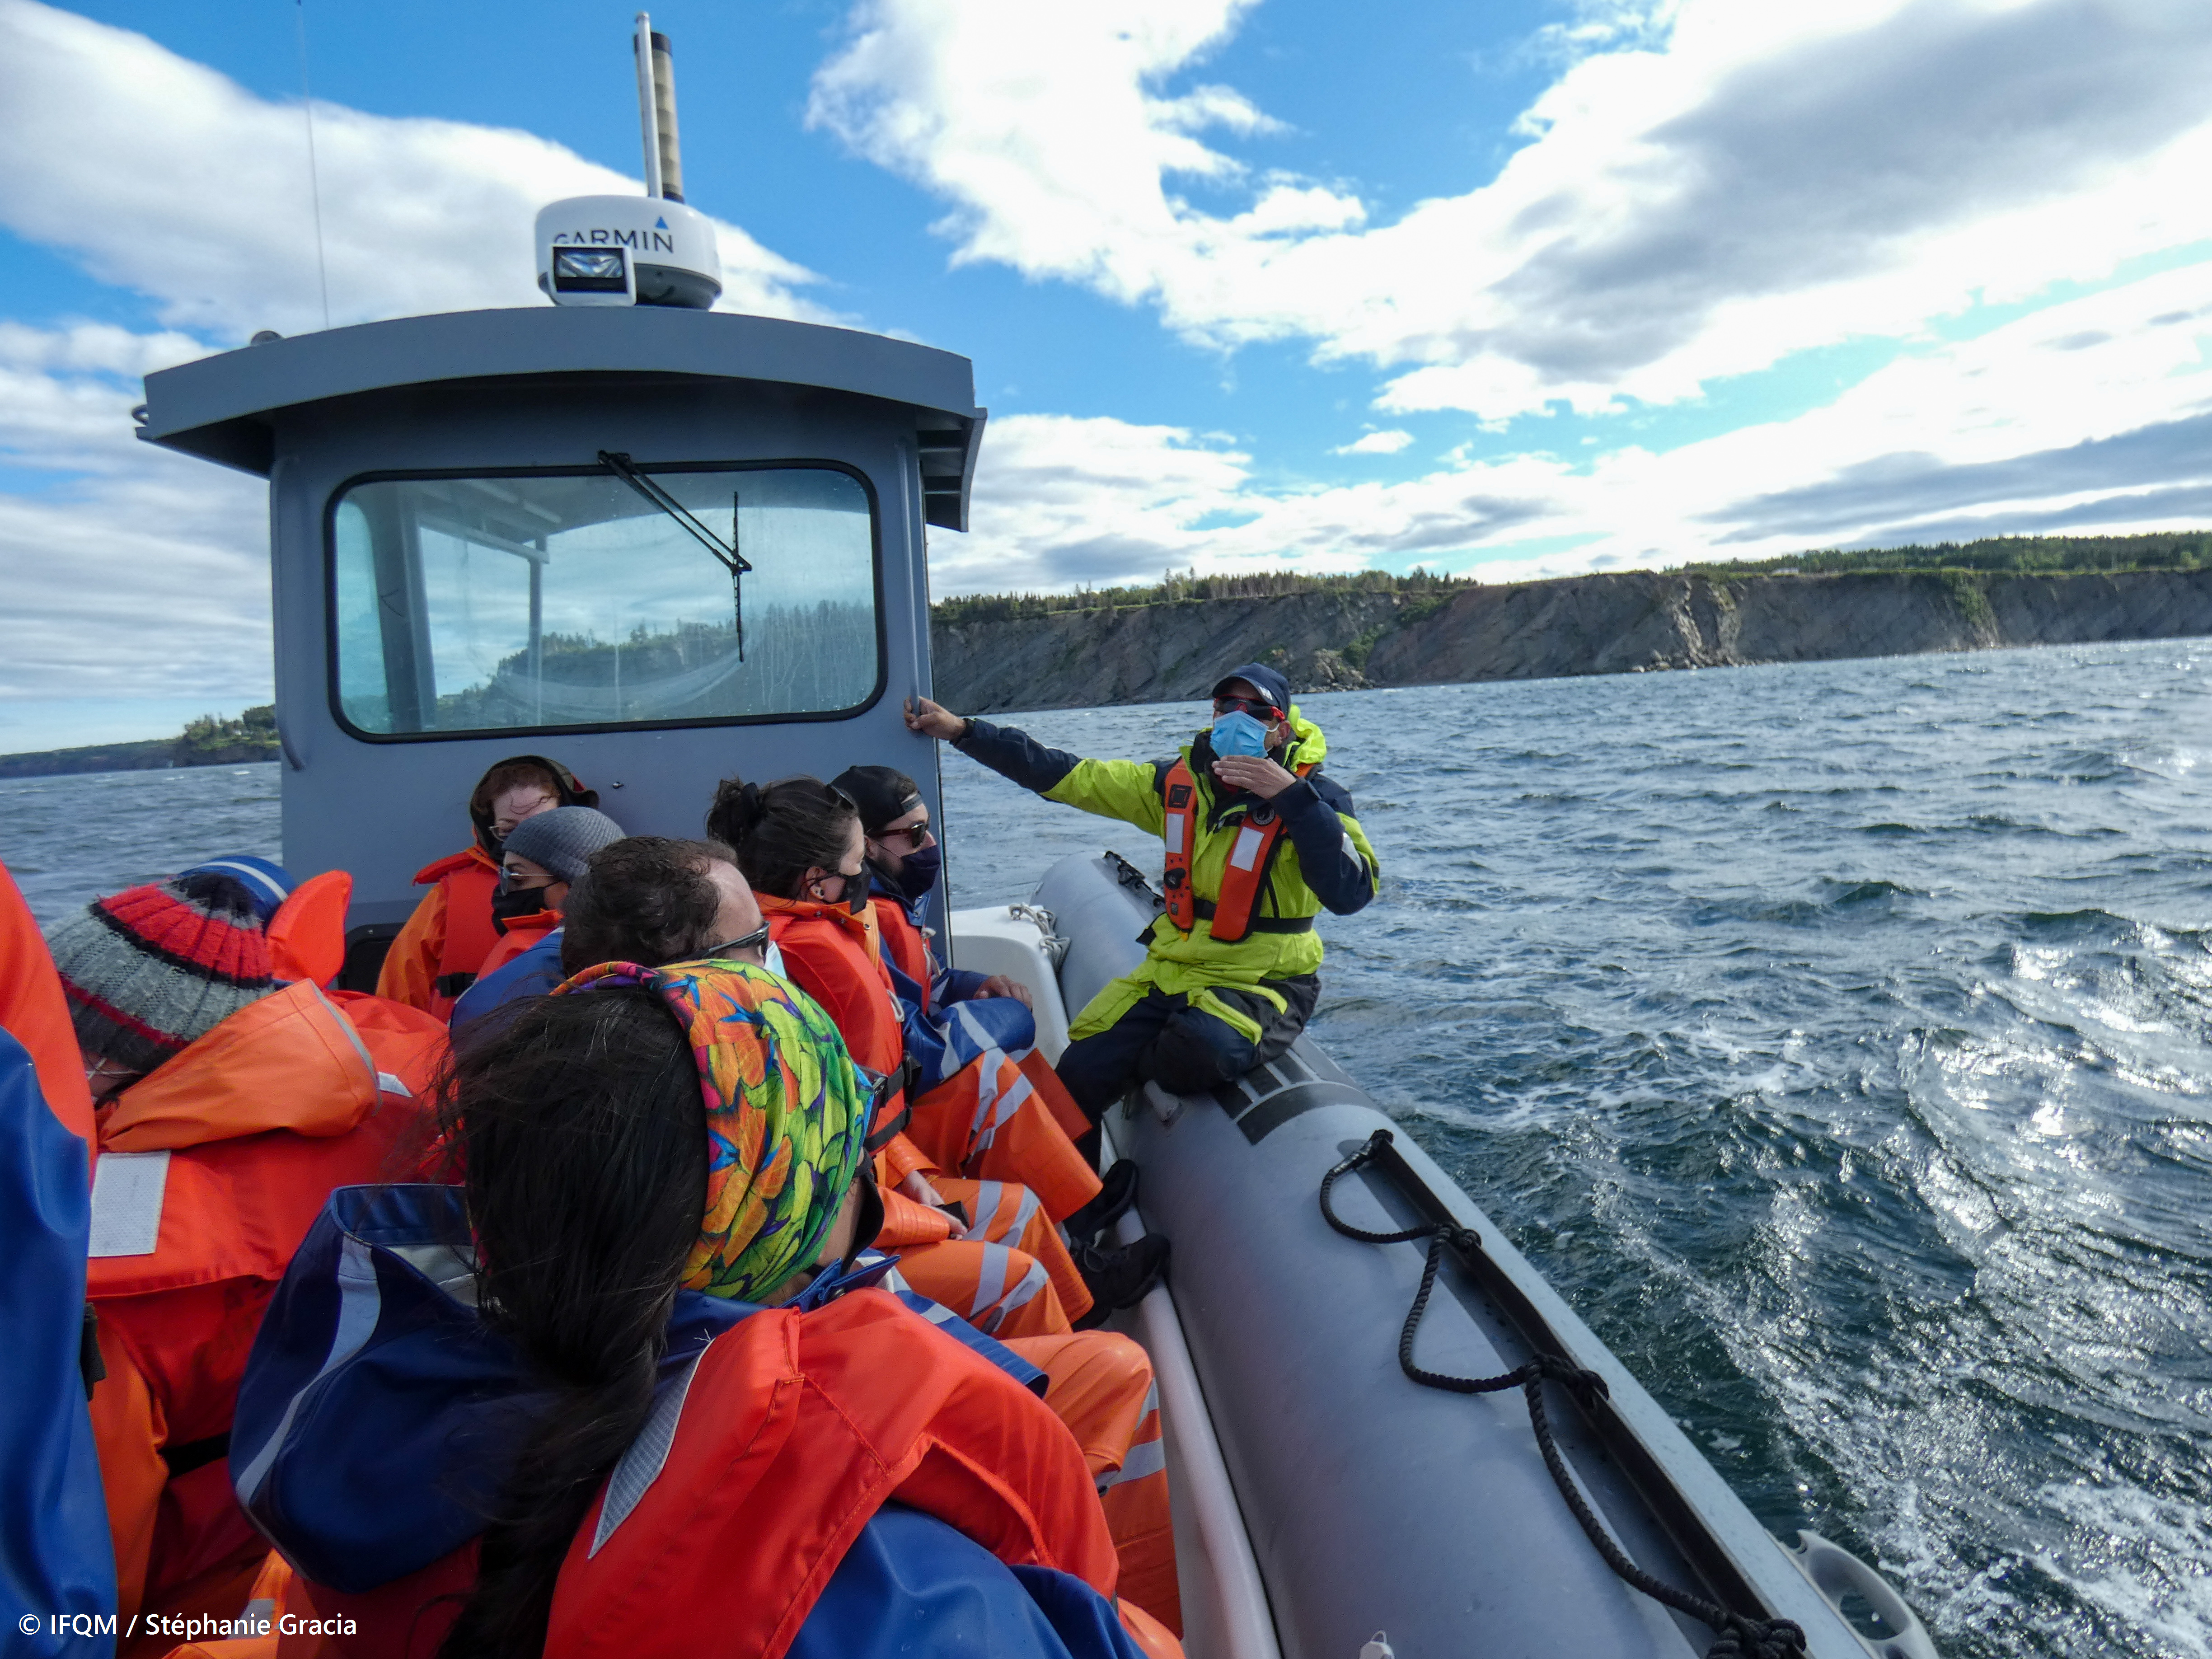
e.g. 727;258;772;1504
868;892;1033;1096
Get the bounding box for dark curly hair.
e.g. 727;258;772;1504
558;837;735;978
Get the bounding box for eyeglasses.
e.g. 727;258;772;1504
811;865;867;895
1214;696;1283;721
707;922;772;957
873;821;933;852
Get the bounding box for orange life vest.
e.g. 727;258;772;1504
547;1289;1123;1659
757;894;903;1115
265;869;353;988
417;850;503;1007
873;898;936;1003
289;1290;1129;1659
1159;755;1313;944
473;904;562;982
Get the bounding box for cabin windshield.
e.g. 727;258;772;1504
329;464;878;736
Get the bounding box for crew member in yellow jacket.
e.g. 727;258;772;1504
906;661;1380;1136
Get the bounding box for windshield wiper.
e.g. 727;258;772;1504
598;451;755;659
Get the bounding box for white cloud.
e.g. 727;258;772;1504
813;0;2212;420
0;320;270;703
942;261;2212;594
939;413;1254;594
0;0;831;733
1334;430;1414;455
0;0;825;342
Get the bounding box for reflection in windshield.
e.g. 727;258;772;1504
333;467;876;735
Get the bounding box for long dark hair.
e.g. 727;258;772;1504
434;988;707;1659
705;774;858;900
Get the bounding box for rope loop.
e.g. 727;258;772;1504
1318;1134;1806;1659
1707;1616;1808;1659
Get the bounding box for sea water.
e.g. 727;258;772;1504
7;637;2209;1658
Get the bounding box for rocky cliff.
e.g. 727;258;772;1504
931;567;2212;712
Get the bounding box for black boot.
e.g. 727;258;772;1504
1062;1159;1139;1247
1071;1233;1170;1328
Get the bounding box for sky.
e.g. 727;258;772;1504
3;0;2211;750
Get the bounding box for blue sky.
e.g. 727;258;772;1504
4;0;2212;748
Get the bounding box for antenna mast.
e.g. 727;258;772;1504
633;13;684;202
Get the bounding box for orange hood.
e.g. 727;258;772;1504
98;979;380;1154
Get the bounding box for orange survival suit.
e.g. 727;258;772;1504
759;893;1097;1328
84;980;445;1633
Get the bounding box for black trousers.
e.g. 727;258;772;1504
1055;975;1321;1122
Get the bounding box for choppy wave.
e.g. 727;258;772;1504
943;640;2212;1659
8;639;2211;1658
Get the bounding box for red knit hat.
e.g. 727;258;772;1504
44;871;277;1078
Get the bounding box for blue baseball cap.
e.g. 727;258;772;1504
1209;663;1291;716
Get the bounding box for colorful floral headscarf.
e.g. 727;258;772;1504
557;958;871;1302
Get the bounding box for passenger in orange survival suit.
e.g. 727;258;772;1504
44;860;444;1636
227;960;1182;1659
376;754;602;1019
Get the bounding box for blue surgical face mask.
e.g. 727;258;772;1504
891;840;943;903
763;939;788;979
1209;710;1271;758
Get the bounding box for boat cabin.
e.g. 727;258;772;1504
135;305;984;972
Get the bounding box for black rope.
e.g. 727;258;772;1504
1318;1130;1807;1659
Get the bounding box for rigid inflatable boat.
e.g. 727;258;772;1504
950;860;1935;1659
128;22;1936;1658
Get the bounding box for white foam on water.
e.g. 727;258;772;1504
2034;1483;2212;1657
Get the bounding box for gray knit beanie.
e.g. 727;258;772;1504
500;806;628;886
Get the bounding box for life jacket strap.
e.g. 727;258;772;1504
1189;898;1314;934
1158;754;1313;944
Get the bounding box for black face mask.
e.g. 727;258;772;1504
889;842;942;903
489;885;547;935
820;869;868;915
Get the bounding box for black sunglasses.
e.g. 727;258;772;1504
1214;695;1283;721
707;922;772;957
872;821;934;851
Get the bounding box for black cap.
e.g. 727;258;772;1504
1209;662;1291;716
831;764;923;835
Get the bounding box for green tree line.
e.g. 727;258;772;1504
933;534;2212;622
1685;530;2212;577
932;566;1467;626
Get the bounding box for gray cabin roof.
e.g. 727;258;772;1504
136;306;988;530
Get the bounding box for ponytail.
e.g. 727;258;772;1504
434;990;707;1659
704;773;859;900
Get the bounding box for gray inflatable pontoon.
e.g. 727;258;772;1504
954;851;1939;1659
